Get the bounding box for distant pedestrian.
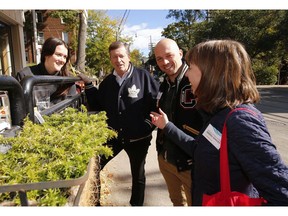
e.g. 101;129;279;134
153;38;203;206
150;39;288;206
79;41;159;206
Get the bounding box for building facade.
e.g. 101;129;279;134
0;10;26;77
0;10;73;77
24;10;72;65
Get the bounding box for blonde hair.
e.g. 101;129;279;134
185;39;259;113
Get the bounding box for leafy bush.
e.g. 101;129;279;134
0;105;117;206
253;60;279;85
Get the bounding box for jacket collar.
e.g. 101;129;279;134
35;63;60;76
164;61;188;89
113;62;134;86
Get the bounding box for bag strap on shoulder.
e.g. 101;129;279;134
220;107;257;193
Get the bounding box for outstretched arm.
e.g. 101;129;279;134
150;108;197;157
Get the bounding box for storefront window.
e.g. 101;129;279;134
0;21;12;76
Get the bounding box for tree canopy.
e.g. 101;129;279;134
160;10;288;85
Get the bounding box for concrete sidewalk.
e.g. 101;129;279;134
100;129;173;206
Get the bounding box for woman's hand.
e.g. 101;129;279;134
150;108;169;129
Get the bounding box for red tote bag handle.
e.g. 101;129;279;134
220;123;230;193
220;108;257;194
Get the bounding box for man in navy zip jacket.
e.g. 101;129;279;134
79;41;159;206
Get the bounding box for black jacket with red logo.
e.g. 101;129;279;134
156;63;203;171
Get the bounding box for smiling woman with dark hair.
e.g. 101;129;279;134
39;37;70;76
15;37;77;104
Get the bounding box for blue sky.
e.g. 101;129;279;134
106;10;174;57
107;10;172;29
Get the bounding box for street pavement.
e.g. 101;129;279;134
100;85;288;207
256;85;288;164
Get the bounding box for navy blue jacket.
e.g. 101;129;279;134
163;104;288;205
85;64;159;141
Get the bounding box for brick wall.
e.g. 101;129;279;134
38;10;67;41
24;10;71;64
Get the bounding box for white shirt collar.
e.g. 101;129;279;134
113;63;132;86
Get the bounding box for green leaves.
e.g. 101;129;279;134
161;10;288;85
0;105;116;206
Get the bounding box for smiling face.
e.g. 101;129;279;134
109;46;130;76
44;44;68;75
186;63;202;95
155;39;183;81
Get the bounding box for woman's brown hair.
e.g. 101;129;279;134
185;40;260;113
41;37;70;76
41;37;73;100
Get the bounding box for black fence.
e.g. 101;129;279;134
0;75;85;127
0;75;26;126
20;75;85;122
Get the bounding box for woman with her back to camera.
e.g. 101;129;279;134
150;39;288;206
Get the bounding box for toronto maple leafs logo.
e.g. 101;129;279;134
128;84;140;98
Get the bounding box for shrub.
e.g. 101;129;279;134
253;60;279;85
0;105;117;206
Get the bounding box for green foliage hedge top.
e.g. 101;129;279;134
0;105;117;206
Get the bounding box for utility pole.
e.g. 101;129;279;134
148;35;155;57
148;35;155;73
116;10;129;41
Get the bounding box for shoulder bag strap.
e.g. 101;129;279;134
220;107;257;193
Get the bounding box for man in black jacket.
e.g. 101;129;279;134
79;41;159;206
154;38;203;206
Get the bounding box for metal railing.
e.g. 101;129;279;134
0;75;26;126
20;75;85;122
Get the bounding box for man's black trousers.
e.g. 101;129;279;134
100;136;152;206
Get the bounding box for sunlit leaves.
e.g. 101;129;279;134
0;105;116;205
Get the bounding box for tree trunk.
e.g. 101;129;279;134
76;10;87;72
